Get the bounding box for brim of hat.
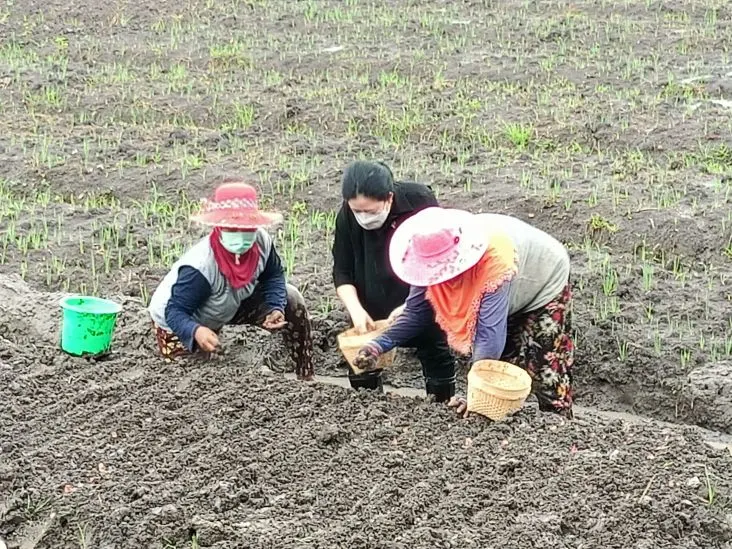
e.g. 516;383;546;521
190;210;284;229
389;207;488;287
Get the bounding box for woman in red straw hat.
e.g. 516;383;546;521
148;177;314;380
355;207;574;418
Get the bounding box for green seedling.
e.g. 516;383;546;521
588;214;617;235
710;340;720;362
596;295;620;321
318;296;335;317
209;40;252;69
644;303;654;321
139;282;150;306
277;210;302;277
642;263;654;291
601;263;618;296
503;122;533;150
617;338;629;361
109;7;131;26
519;171;533;189
704;465;717;506
78;522;92;548
547;178;562;203
660;78;706;103
680;348;692;369
228;103;255;130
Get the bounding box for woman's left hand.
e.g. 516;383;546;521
447;396;470;418
263;310;287;331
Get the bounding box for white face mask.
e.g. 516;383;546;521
354;207;390;230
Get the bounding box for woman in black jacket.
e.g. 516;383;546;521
331;160;456;401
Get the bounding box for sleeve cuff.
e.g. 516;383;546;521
180;322;200;352
334;275;356;288
263;297;287;314
370;337;390;354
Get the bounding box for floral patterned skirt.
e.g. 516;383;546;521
153;323;191;361
502;283;574;417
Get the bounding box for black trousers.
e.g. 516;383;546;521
348;321;456;402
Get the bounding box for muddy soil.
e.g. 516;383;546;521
1;275;731;548
1;0;732;545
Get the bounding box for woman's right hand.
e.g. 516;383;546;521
194;326;220;353
353;343;381;371
351;307;376;335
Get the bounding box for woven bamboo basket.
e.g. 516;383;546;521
467;360;532;420
337;320;396;374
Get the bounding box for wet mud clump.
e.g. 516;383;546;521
2;276;732;548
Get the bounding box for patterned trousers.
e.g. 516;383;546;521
501;283;574;417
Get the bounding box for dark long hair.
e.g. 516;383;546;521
341;160;395;200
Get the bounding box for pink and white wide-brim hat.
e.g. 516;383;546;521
389;207;488;287
190;181;283;230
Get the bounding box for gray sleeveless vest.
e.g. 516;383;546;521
148;229;273;331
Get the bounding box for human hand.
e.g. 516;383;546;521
194;326;220;353
351;307;376;335
262;310;287;331
387;304;405;324
353;343;382;372
447;396;470;419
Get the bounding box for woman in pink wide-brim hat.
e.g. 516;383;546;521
355;207;575;418
148;177;314;380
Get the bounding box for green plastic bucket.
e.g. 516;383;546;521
59;296;123;356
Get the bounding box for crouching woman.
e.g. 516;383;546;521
355;207;574;417
148;179;315;380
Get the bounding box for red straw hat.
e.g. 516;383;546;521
190;181;283;229
389;207;488;286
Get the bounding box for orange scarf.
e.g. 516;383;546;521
426;232;517;355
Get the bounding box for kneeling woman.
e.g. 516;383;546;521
148;179;315;380
356;207;574;417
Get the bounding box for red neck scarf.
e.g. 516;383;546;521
209;227;261;289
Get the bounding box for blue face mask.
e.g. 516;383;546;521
220;230;256;255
